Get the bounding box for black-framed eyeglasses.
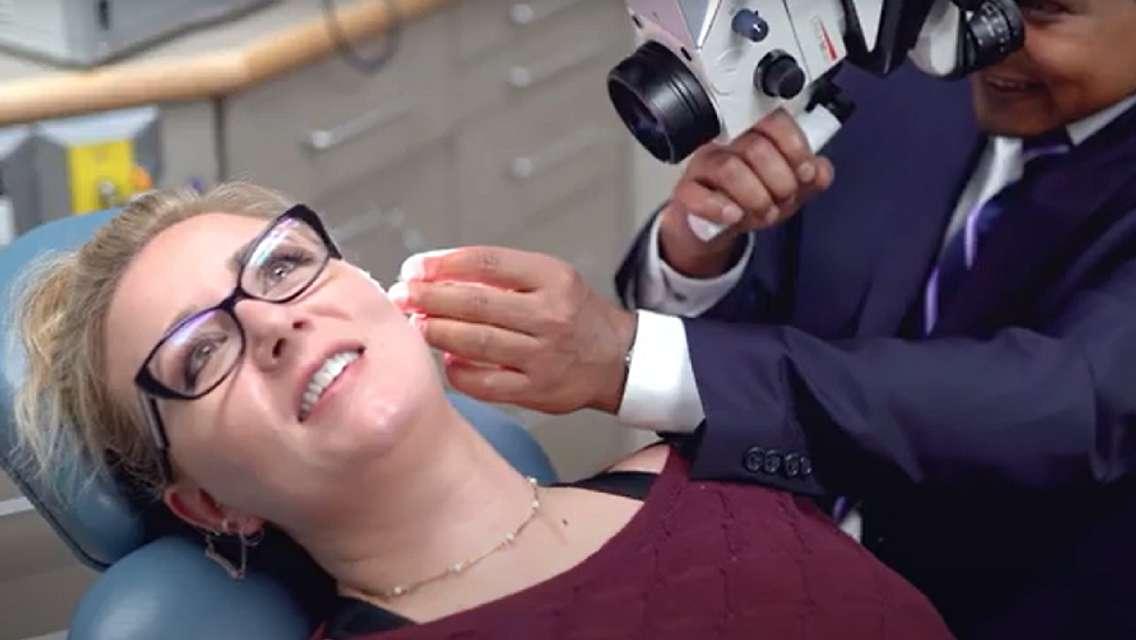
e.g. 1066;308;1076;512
134;204;342;483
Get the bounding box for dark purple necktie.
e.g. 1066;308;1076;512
921;130;1072;335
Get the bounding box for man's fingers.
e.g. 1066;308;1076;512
672;179;747;227
750;108;828;190
700;152;783;215
443;356;531;404
813;156;835;191
734;131;801;203
416;317;539;367
400;246;549;291
795;156;835;200
390;280;539;335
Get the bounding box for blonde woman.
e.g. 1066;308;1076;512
9;183;951;639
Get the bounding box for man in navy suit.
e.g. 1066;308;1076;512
390;1;1136;635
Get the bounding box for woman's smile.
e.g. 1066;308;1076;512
298;347;366;423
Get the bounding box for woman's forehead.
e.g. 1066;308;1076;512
124;212;267;301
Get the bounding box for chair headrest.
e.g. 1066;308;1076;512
0;210;146;569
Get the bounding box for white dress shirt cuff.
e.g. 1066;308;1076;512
617;310;706;433
635;213;755;316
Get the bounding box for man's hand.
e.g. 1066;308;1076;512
388;247;637;415
662;109;835;278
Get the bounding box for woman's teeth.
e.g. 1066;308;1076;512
299;350;360;421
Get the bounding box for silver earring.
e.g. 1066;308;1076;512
203;524;265;581
204;530;245;580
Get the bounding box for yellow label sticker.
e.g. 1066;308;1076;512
67;140;135;214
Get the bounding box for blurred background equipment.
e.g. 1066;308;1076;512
0;0;279;67
322;0;401;74
0;125;37;246
33;106;162;218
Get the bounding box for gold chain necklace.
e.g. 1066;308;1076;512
357;476;542;600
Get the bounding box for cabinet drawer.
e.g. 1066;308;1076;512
453;1;632;123
0;471;18;500
496;184;627;300
0;507;75;580
313;143;458;284
453;0;628;62
0;563;96;640
456;67;630;244
225;12;454;203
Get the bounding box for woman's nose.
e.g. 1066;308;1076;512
235;298;307;369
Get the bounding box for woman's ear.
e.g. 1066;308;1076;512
163;482;264;535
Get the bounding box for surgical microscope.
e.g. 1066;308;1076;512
607;0;1026;240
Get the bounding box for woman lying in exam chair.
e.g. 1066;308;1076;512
8;182;951;639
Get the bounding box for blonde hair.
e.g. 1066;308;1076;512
9;182;293;502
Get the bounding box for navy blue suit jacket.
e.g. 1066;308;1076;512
616;64;1136;637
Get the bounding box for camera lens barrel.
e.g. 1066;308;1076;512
607;41;721;164
960;0;1025;73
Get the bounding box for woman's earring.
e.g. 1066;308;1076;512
204;530;244;580
203;523;265;581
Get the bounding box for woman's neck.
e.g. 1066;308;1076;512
286;401;536;600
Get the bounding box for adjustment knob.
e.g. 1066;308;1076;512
731;9;769;42
757;51;806;99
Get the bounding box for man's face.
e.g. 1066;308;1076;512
970;0;1136;137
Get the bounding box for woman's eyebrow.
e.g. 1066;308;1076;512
159;236;259;337
229;236;258;273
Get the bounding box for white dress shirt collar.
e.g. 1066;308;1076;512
1065;92;1136;146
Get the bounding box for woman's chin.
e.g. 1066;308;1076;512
315;387;427;459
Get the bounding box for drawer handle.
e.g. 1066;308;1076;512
509;0;589;26
332;206;428;253
511;126;607;180
305;98;415;153
508;41;606;89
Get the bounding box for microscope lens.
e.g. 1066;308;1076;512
607;42;720;164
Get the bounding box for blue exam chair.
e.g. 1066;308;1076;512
0;210;558;639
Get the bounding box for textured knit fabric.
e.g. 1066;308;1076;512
312;448;951;639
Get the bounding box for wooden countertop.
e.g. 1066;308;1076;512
0;0;449;125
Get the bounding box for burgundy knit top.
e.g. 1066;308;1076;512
313;447;952;639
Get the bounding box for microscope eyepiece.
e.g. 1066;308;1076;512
959;0;1025;75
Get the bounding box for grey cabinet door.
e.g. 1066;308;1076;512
455;47;631;245
224;12;456;204
451;0;631;123
313;142;459;284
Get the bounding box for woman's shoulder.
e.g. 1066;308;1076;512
605;442;672;475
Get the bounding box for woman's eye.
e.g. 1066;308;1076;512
257;251;313;290
183;337;224;389
265;259;296;283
